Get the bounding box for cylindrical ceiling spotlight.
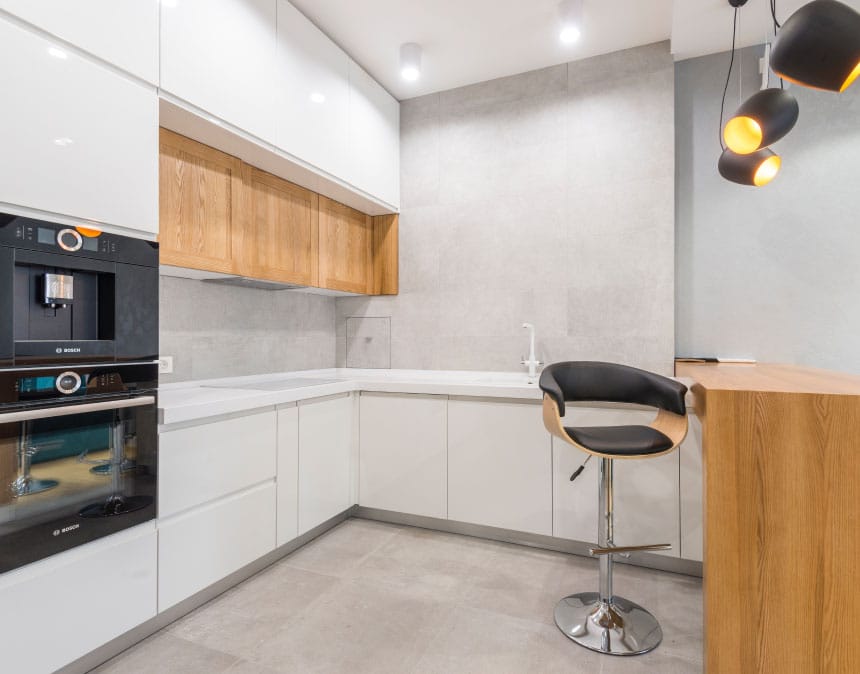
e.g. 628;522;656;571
771;0;860;93
559;0;583;44
723;88;799;154
718;147;782;187
400;42;422;82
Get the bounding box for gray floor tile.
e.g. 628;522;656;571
248;576;454;673
89;520;703;673
282;518;402;578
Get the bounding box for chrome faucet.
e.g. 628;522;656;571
521;323;542;384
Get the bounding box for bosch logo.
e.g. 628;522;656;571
52;524;80;537
55;348;62;354
62;348;81;353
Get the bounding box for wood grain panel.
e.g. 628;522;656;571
318;195;373;294
237;165;319;286
158;128;241;273
682;363;860;674
371;213;398;295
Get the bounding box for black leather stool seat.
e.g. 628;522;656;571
564;425;673;456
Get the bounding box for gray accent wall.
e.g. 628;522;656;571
159;276;336;383
337;42;677;375
675;47;860;373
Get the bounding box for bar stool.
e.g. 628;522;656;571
539;361;688;656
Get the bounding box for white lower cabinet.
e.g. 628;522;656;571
298;394;352;535
277;405;299;546
447;398;552;536
552;406;681;557
359;392;447;518
680;414;703;562
158;482;277;610
0;524;157;674
158;410;277;518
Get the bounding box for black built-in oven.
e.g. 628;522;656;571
0;214;159;573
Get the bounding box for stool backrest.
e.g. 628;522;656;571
539;361;687;418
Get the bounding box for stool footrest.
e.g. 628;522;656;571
589;543;672;556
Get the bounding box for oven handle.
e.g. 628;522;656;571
0;396;156;424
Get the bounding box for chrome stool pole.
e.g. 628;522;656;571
554;457;664;656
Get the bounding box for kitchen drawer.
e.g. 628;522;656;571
158;481;276;610
159;410;277;518
0;524;157;674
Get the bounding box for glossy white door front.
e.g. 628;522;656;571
160;0;277;143
348;60;400;208
276;0;350;179
359;392;447;518
0;17;158;234
0;0;159;83
448;398;552;536
277;405;300;546
0;525;157;674
297;394;352;534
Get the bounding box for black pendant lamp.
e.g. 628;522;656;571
771;0;860;93
718;148;782;187
723;87;799;154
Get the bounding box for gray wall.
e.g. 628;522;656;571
159;276;336;383
675;47;860;373
337;42;677;375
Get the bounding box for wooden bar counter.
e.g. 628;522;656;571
676;362;860;674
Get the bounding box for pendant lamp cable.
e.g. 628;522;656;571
719;7;739;150
771;0;784;88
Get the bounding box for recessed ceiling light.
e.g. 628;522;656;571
559;0;583;45
400;43;422;82
309;92;326;104
53;137;74;147
47;46;68;59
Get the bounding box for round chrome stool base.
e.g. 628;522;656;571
554;592;662;656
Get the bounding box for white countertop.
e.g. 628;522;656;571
158;368;695;426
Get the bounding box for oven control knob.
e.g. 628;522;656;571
57;228;83;252
56;371;82;395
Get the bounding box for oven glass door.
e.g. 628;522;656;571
0;396;157;573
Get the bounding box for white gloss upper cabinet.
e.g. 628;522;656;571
160;0;277;143
348;60;400;208
0;18;157;234
0;0;159;83
359;393;447;519
276;0;349;179
447;398;552;536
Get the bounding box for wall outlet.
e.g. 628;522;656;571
158;356;174;374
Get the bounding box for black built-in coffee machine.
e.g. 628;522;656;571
0;214;159;573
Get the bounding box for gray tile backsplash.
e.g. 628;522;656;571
159;276;336;383
337;41;677;375
345;317;391;369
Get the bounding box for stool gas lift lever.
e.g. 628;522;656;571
570;455;592;481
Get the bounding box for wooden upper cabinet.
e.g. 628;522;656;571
159;130;397;295
159;129;241;273
238;166;319;286
318;196;373;294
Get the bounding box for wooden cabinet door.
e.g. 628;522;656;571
238;166;319;286
159;129;241;273
318;196;373;293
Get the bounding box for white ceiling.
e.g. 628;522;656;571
289;0;673;100
289;0;860;100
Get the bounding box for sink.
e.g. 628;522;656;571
204;378;341;391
